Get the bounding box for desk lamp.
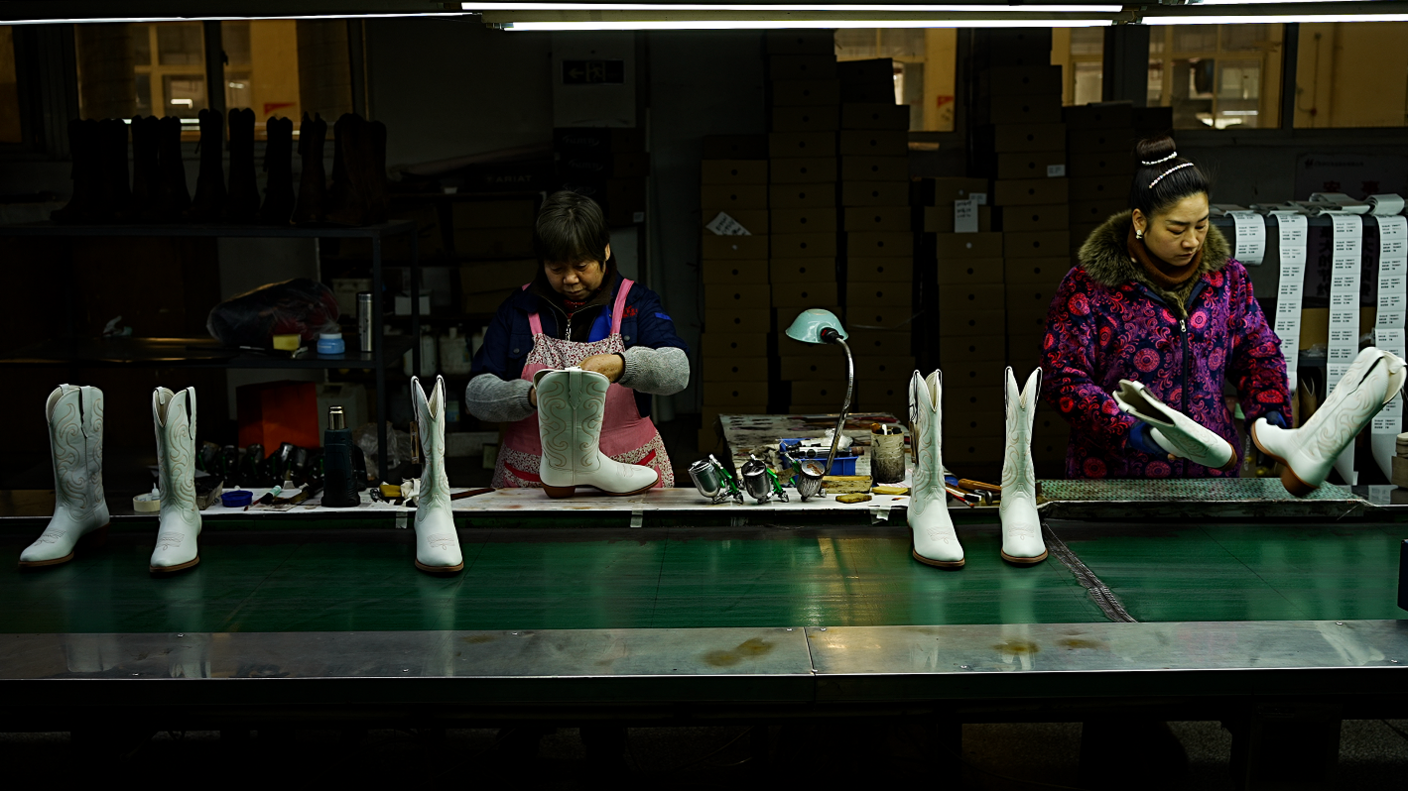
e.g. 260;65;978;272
784;308;854;479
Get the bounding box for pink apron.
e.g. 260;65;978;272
493;278;674;489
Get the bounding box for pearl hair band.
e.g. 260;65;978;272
1149;162;1194;189
1141;151;1178;166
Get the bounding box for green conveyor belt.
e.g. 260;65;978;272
1;521;1404;634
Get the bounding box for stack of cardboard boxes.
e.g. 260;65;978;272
454;197;539;316
1064;101;1174;260
552;127;649;226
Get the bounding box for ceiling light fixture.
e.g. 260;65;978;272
462;2;1123;11
1;12;471;25
493;18;1116;29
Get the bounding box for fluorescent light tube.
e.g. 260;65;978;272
1143;12;1408;22
463;2;1122;11
498;18;1115;28
3;12;470;25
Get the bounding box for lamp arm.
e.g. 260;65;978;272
824;338;854;476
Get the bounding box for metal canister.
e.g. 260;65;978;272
357;292;374;353
688;458;723;500
740;458;772;503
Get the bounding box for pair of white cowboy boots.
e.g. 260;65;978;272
908;367;1048;569
19;385;203;573
1114;346;1407;496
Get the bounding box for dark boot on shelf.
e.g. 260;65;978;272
99;118;132;222
156;116;191;222
258;116;296;224
129;116;161;221
51;119;101;224
326;113;374;226
366;119;390;224
187;108;226;223
293;112;327;225
224;108;260;222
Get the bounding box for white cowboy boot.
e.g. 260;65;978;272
1254;346;1408;496
411;375;464;573
1113;379;1237;470
1000;368;1047;565
535;367;659;497
19;385;110;568
150;387;202;573
908;370;963;568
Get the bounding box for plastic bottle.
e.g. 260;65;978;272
403;327;439;377
440;326;472;375
321;406;359;507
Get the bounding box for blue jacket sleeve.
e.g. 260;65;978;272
470;297;521;383
628;287;690;355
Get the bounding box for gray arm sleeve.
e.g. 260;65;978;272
617;346;691;396
465;374;536;424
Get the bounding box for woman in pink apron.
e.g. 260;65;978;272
465;192;690;492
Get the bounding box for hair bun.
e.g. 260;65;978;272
1134;135;1177;167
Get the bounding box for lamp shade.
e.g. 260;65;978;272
785;308;849;344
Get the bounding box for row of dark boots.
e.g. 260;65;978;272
52;110;391;227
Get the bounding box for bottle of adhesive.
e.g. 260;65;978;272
321;406;360;508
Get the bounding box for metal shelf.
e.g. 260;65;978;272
0;220;417;238
0;336;416;369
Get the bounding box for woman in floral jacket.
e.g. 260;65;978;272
1040;135;1290;479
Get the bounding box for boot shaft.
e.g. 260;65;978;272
1001;368;1040;494
152;387;197;511
1300;348;1405;442
535;368;611;472
46;385;102;510
411;376;451;502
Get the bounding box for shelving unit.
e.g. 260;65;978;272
0;220;420;480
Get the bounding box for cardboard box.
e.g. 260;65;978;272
1133;106;1173;132
999;204;1069;233
769;132;837;158
772;79;841;106
705;284;771;310
845;206;912;232
703;357;770;382
944;386;994;412
846;305;911;331
842;181;911;207
772;105;840;133
980;65;1063;97
994;151;1067;181
702;405;767;431
770;54;838;81
702;134;769;160
780;354;842;380
772;280;840;308
770;258;838;283
701;332;769;357
770;183;838;209
770;157;839;184
1007;309;1050;339
1064;102;1135;130
846;329;912;356
558;152;651;180
778;332;824;357
842;156;909;182
841;103;910;130
459;259;537;293
994;177;1069;206
939;308;1006;337
772;207;838;234
450;198;536;230
854;355;915;381
847;281;910;308
1068;151;1135;178
702;234;771;260
990;124;1067;153
701;159;768;185
848;231;914;258
936;258;1005;286
552;127;645;156
1008;332;1049;367
702;381;770;406
772;232;838;258
938;283;1005;314
704;308;771;333
701;184;770;211
838;57;895;84
945;409;1006;437
701;208;768;235
986;94;1063;125
1006;231;1071;259
461;288;512;314
923;177;990;204
839;130;908;157
1068;127;1139;155
703;259;771;286
790;380;851;403
1004;257;1071;285
923;204;992;233
1070;199;1126;226
848;257;913;282
766;30;836;55
1071;176;1125;202
453;227;535;258
237;380;320;450
935;232;1003;259
937;334;1007;364
944;435;1005;464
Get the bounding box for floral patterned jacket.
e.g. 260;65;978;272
1040;211;1290;479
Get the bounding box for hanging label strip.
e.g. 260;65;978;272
1271;213;1307;394
1327;213;1364;485
1228;211;1266;265
1371;215;1408;480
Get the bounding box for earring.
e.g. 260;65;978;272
1135;228;1145;240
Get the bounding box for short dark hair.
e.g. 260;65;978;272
534;191;610;266
1129;134;1210;218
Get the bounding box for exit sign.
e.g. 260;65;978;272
562;60;625;85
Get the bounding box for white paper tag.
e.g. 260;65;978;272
969;192;988;206
1369;193;1406;216
1228;210;1266;266
954;198;979;234
1327;213;1364;484
1046;164;1066;178
1271;212;1307;394
705;211;751;236
1371;216;1408;479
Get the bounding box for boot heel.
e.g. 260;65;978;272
79;524;109;550
543;485;576;499
1279;465;1316;497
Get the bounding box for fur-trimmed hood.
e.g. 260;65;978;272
1077;210;1231;289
